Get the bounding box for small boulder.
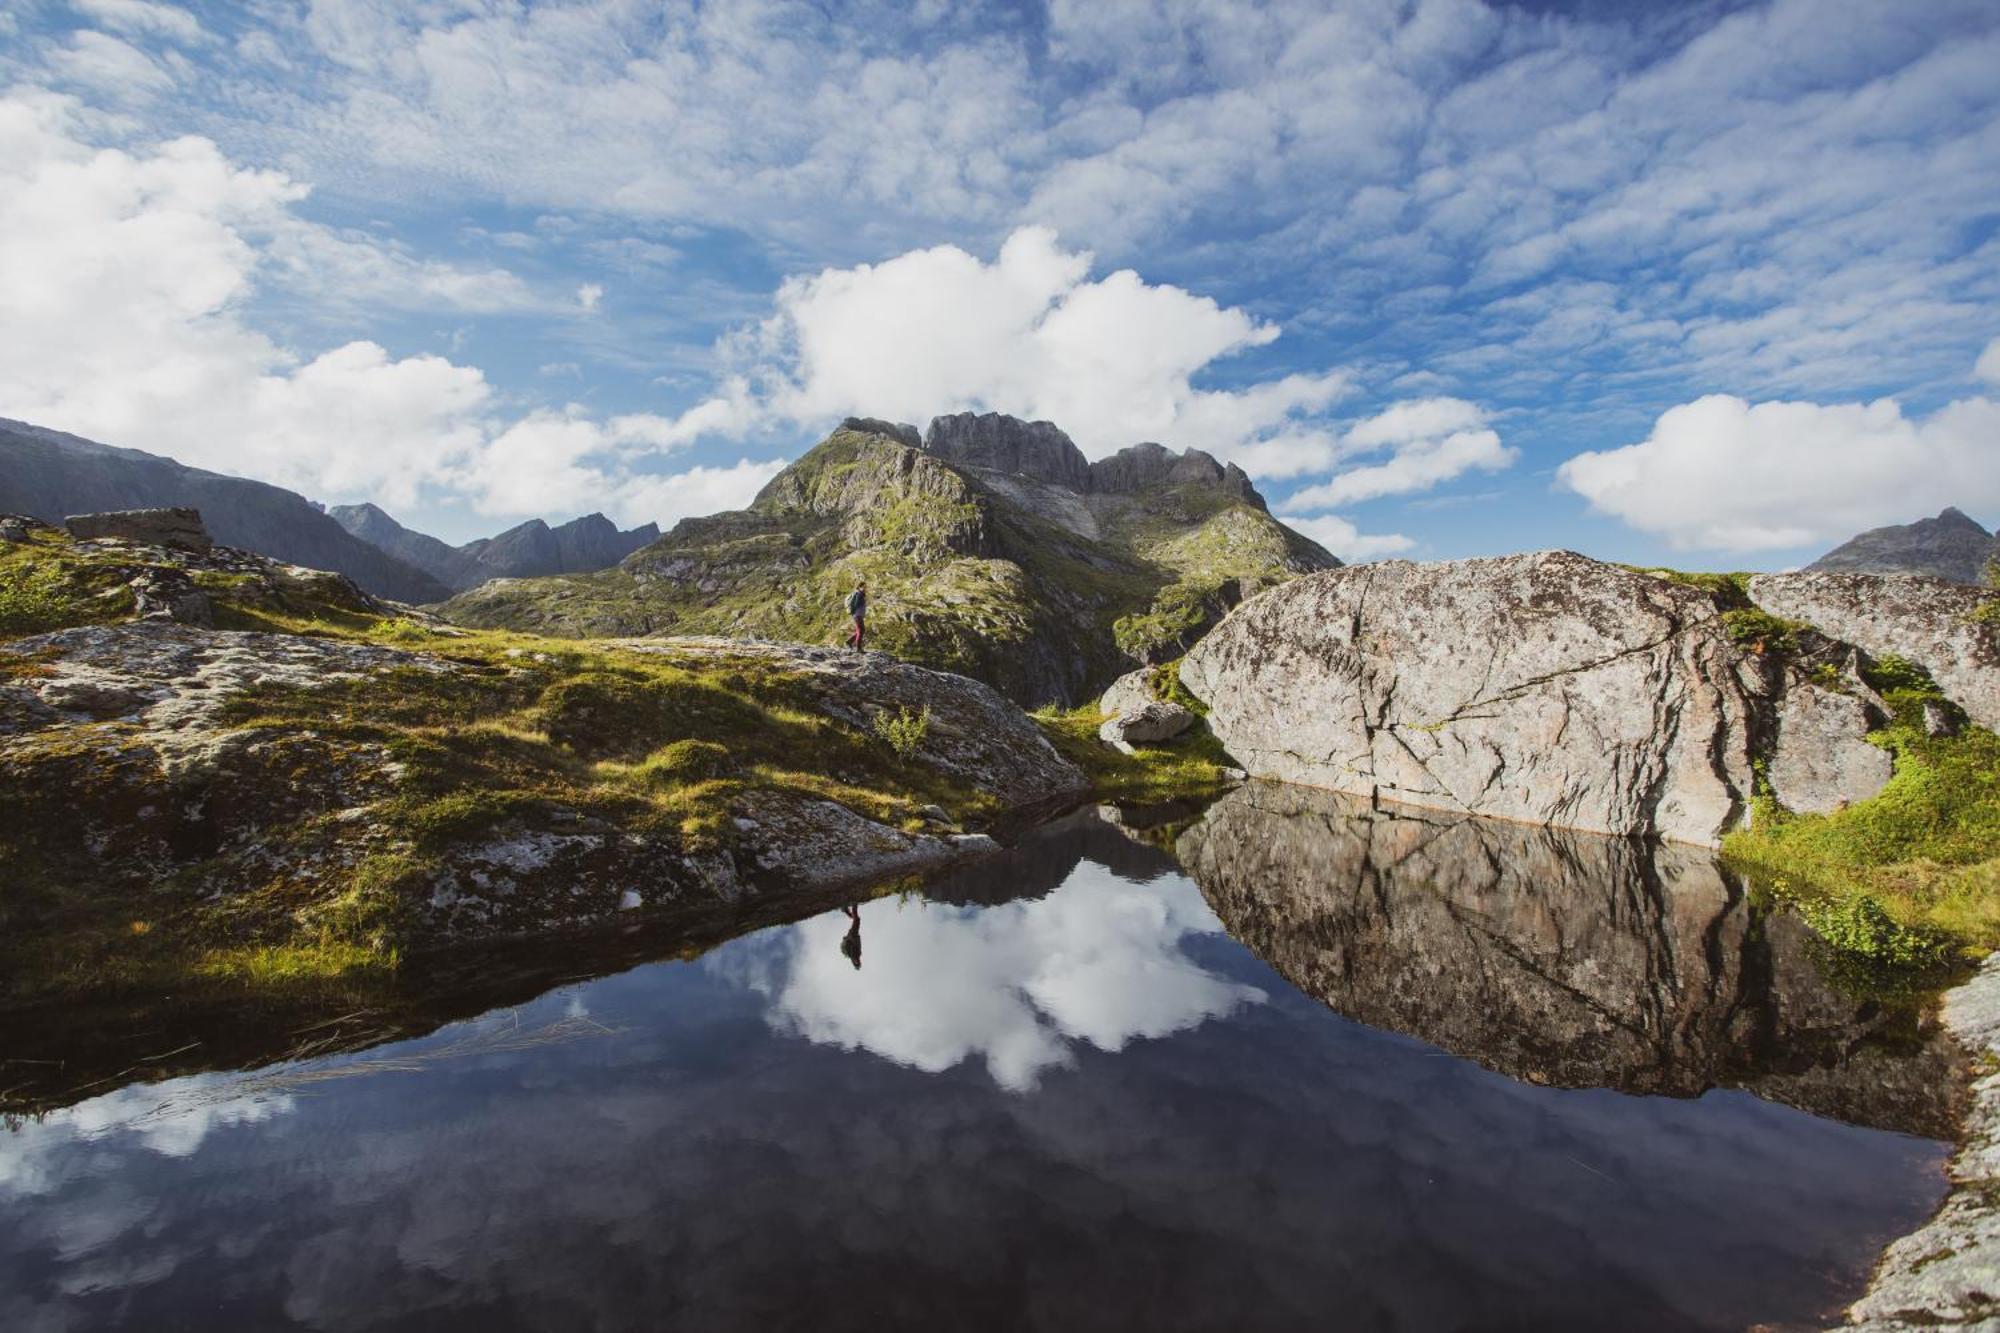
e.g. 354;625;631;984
130;567;215;627
1925;698;1964;739
1099;700;1195;753
67;507;213;553
0;515;43;544
1097;668;1155;720
1767;682;1893;815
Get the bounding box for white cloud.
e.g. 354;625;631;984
576;282;603;311
74;0;205;45
1278;398;1517;509
1978;336;2000;386
1558;391;2000;551
46;30;179;100
668;226;1352;469
1278;515;1415;563
0;90;764;527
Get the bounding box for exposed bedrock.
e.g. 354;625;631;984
1181;551;1899;845
1749;571;1999;733
1177;782;1958;1137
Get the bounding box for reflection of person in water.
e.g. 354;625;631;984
840;904;863;970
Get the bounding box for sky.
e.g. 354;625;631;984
0;0;1996;565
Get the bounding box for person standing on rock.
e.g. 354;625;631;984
845;580;868;653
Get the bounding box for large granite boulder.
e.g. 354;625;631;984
67;506;212;552
1180;551;1890;845
1748;571;1998;732
1096;667;1155;720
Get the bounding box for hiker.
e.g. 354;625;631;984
845;580;868;652
840;903;863;970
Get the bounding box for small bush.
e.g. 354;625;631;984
1721;607;1806;654
873;705;931;760
1860;652;1941;697
1793;892;1951;969
636;739;734;787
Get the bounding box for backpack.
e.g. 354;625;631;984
846;588;865;617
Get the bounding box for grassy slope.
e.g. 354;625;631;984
1;528;1231;1011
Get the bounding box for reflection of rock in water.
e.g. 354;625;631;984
921;804;1182;906
1177;783;1961;1138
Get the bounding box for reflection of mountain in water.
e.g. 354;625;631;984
1177;783;1961;1137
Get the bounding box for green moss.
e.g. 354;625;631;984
0;532;136;637
1114;576;1231;664
1724;692;2000;953
1145;656;1209;716
1624;566;1756;610
1033;705;1237;804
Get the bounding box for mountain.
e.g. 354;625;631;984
442;413;1338;705
0;418;450;603
329;503;660;591
1806;507;1997;585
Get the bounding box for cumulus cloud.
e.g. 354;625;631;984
1279;515;1416;563
0;90;772;526
667;226;1352;468
1558;391;2000;551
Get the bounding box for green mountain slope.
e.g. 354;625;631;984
441;414;1338;704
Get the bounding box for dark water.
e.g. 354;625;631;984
0;787;1953;1332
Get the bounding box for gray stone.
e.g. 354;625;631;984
130;566;215;627
1927;698;1965;739
1097;699;1194;753
1767;681;1893;814
1097;667;1156;720
0;514;40;543
66;505;213;551
1750;571;1999;732
1182;551;1900;846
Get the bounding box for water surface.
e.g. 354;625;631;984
0;791;1952;1331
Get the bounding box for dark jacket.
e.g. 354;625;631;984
846;588;867;618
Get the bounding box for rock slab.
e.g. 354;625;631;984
1098;699;1194;753
67;506;212;551
1181;551;1890;845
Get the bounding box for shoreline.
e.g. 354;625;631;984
1843;954;2000;1330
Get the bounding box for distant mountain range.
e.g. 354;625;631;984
1808;507;1996;585
0;417;659;602
329;503;659;592
444;412;1338;705
0;418;450;603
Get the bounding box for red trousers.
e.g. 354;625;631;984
847;617;866;650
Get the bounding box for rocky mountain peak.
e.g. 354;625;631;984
1089;441;1266;508
921;412;1093;491
1807;506;1996;585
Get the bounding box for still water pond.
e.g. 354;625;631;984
0;786;1953;1331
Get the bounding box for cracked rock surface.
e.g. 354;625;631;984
1182;551;1896;845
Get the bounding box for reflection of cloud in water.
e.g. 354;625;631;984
713;863;1264;1090
0;1075;296;1198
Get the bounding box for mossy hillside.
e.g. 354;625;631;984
0;614;1007;1009
1723;655;2000;960
443;425;1331;706
0;520;390;640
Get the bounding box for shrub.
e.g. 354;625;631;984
1860;652;1941;697
873;705;931;760
0;561;81;637
1720;607;1805;654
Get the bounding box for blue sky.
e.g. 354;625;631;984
1;0;1996;565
